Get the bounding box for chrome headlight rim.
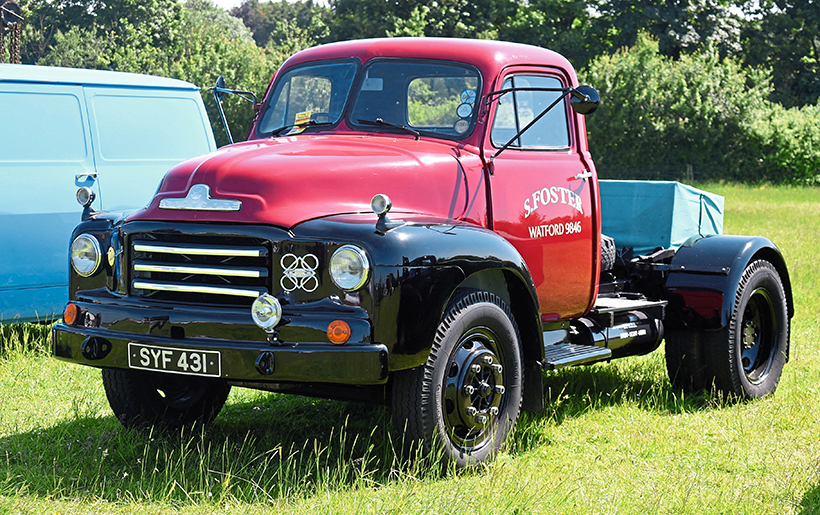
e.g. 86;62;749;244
330;244;370;292
70;234;102;277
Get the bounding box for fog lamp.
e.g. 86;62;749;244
251;294;282;331
371;193;392;216
76;187;95;207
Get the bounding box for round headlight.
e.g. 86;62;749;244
70;234;102;277
251;294;282;331
330;245;370;291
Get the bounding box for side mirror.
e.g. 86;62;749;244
570;85;600;115
214;76;227;102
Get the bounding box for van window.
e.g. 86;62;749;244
91;95;209;160
0;91;87;161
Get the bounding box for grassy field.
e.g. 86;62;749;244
0;184;818;514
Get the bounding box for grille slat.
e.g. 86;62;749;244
131;236;271;306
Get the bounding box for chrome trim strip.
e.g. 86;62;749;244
134;263;264;278
132;281;265;298
133;243;263;258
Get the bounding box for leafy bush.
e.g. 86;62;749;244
581;34;820;183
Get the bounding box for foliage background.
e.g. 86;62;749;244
10;0;820;182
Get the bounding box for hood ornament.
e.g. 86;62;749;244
159;184;242;211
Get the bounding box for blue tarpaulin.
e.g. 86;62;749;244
599;180;724;255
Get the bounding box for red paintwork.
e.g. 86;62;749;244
130;38;601;320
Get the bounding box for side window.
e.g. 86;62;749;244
0;90;87;162
491;75;570;150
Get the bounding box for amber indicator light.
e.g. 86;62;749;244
64;303;79;326
327;320;351;344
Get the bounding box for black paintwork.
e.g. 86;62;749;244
55;213;542;394
663;234;793;330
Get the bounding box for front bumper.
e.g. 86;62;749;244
52;300;389;386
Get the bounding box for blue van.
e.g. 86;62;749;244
0;64;216;323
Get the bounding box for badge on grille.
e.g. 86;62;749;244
280;253;319;292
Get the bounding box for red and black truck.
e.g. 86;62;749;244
53;38;792;467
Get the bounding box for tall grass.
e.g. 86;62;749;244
1;184;819;513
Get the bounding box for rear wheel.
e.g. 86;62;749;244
707;260;789;398
102;369;231;430
391;291;523;467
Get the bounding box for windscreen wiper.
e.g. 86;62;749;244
270;120;334;136
357;118;420;140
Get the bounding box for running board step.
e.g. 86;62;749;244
543;343;612;370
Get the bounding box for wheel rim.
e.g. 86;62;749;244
148;373;207;409
442;327;506;452
740;287;777;384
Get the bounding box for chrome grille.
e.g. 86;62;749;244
130;237;270;306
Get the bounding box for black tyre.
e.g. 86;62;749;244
391;291;523;467
102;369;231;430
706;260;789;398
665;329;709;392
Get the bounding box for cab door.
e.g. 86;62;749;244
484;69;599;320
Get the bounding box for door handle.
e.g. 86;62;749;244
75;172;98;180
574;170;593;181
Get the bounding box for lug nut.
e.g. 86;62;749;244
483;355;494;365
470;364;482;374
466;407;477;416
489;406;499;415
495;385;506;395
463;385;475;395
491;364;503;373
475;415;488;424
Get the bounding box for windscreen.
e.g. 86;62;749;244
256;59;358;136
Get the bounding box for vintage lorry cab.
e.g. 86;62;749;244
52;38;793;467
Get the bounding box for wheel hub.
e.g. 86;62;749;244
442;329;506;449
742;319;758;350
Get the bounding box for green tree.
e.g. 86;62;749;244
740;0;820;107
594;0;742;59
231;0;329;46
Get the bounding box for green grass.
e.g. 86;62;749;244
1;184;819;514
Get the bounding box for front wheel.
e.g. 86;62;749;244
391;291;523;467
102;369;231;430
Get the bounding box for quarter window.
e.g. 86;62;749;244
491;75;570;149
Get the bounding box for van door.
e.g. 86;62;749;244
484;69;598;321
83;87;216;211
0;83;98;322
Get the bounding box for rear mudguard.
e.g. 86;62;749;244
295;215;543;372
663;235;793;332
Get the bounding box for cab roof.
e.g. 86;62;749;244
281;37;576;79
0;63;200;90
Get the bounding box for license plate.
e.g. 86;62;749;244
128;342;222;378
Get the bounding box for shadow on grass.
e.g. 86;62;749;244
0;360;726;505
801;482;820;514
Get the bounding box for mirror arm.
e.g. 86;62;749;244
211;86;234;145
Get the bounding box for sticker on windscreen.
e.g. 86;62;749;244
454;119;470;134
460;89;477;104
288;111;312;135
457;103;473;118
